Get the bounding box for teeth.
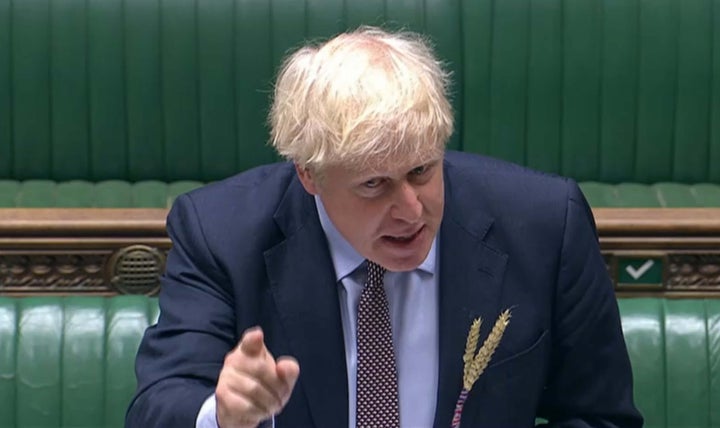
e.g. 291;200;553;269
386;228;421;242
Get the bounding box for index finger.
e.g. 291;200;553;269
238;327;266;358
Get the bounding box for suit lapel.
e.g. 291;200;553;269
433;163;509;427
264;177;348;428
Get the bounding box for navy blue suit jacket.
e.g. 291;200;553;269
127;151;642;427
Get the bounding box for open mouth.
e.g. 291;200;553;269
383;226;424;243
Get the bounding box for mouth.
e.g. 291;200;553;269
382;226;425;244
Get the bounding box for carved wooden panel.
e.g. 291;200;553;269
0;252;108;291
1;208;719;297
0;246;167;295
666;254;720;289
0;209;170;296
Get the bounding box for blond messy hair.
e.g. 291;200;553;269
269;26;454;171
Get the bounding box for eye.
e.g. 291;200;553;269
410;165;428;175
410;164;429;176
363;178;384;188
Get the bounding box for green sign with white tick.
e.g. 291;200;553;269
617;258;664;285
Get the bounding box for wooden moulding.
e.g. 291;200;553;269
594;208;720;237
0;208;719;297
0;209;171;296
0;208;168;237
2;207;717;237
593;208;719;298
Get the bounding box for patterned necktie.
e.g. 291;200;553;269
356;261;400;428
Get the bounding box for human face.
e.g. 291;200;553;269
296;157;444;272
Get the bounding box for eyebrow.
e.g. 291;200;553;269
356;159;439;182
407;159;439;172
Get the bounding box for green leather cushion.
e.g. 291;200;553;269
2;180;720;208
619;298;720;428
579;182;720;207
0;296;159;428
0;180;203;208
0;296;718;427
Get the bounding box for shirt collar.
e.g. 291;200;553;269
314;196;437;282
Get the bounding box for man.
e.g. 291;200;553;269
127;27;642;427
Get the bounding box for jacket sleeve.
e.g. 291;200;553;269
537;181;643;428
126;193;237;427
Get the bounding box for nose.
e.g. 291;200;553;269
390;182;422;222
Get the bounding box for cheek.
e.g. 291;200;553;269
351;204;394;241
360;205;390;233
330;198;387;239
421;183;445;218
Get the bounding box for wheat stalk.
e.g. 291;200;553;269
463;318;481;363
462;317;482;387
462;309;512;391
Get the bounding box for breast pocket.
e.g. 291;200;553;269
485;328;549;389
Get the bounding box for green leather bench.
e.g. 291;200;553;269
0;180;203;208
0;296;718;428
1;0;719;204
620;299;720;428
0;296;159;428
1;181;720;208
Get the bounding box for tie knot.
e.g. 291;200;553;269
366;260;386;285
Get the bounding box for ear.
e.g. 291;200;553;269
295;163;320;195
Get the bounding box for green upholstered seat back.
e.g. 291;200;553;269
0;296;159;428
0;296;717;427
619;298;720;428
0;0;463;182
462;0;720;184
2;0;718;184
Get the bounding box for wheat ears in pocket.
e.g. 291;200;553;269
451;309;512;428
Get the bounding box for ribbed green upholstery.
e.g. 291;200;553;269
0;0;462;182
0;180;203;208
619;299;720;428
462;0;720;183
0;296;159;428
2;0;718;184
0;296;715;427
